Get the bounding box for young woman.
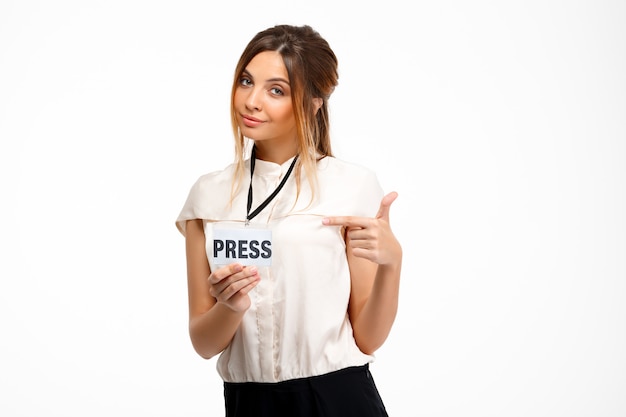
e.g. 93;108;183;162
176;24;402;416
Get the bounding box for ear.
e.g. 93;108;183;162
312;98;323;115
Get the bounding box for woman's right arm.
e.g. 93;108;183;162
185;219;261;359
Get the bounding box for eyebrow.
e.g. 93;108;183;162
242;69;290;85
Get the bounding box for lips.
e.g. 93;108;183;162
242;114;264;128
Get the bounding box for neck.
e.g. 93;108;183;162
253;141;298;165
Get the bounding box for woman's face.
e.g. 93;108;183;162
234;51;297;151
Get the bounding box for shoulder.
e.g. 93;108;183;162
317;156;379;183
189;162;239;192
184;160;245;214
175;161;244;235
315;156;384;217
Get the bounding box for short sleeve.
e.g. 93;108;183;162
175;163;244;236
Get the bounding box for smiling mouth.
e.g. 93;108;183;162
242;115;264;127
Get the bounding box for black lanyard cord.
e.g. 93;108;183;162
246;146;299;224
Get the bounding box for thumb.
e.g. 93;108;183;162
376;191;398;220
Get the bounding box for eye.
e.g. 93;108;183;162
239;77;252;87
270;87;284;96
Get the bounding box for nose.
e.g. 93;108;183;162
245;87;262;112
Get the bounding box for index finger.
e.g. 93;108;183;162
209;263;243;283
322;216;368;228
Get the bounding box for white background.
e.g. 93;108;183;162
1;1;624;416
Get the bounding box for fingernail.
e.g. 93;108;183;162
248;266;257;273
322;218;329;225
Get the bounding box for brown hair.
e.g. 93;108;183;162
229;24;339;204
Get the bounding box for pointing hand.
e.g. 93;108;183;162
322;192;402;266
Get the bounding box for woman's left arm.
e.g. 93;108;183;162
322;192;403;354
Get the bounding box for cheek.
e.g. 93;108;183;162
272;103;295;126
233;90;245;108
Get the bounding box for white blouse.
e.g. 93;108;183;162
176;155;384;383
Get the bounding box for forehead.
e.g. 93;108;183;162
246;51;289;81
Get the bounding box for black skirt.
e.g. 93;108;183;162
223;364;389;417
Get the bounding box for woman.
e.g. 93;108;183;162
176;24;402;416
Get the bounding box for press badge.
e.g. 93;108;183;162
212;224;273;267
